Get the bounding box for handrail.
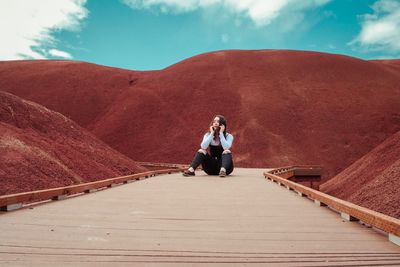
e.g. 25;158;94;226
264;166;400;245
268;165;322;175
137;161;188;169
0;167;185;211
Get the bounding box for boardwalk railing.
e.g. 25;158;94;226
0;165;186;212
264;166;400;246
267;165;322;189
137;161;189;170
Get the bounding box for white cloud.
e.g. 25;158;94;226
0;0;88;60
221;33;229;43
48;49;72;59
122;0;218;13
122;0;331;27
351;0;400;54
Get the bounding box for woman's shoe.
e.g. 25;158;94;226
182;170;195;177
219;170;226;177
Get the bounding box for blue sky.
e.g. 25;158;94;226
1;0;400;70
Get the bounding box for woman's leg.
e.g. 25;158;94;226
185;149;232;176
189;149;207;170
183;149;208;176
221;150;234;175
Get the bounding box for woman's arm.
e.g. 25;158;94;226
219;133;234;150
200;133;214;149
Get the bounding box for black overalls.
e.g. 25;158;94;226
190;144;234;175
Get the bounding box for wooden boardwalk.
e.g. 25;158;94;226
1;168;399;266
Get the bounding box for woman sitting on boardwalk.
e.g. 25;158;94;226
183;115;234;177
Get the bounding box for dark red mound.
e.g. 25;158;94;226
320;130;400;218
0;60;140;127
0;91;147;195
1;50;400;181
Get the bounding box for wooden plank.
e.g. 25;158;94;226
1;168;399;266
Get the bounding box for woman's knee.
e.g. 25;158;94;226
198;148;207;155
222;149;231;154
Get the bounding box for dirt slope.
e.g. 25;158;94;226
0;91;147;195
320;130;400;218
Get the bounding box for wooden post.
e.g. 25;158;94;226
0;203;22;211
52;195;67;201
314;200;327;207
389;234;400;246
341;212;359;221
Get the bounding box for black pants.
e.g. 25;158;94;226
190;152;234;175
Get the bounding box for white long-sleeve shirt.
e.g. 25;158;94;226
201;132;234;150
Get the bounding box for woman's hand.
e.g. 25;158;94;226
219;125;225;134
209;126;215;133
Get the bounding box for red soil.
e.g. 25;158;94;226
0;91;147;195
320;130;400;218
1;50;400;181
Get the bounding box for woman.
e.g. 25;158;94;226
183;115;234;177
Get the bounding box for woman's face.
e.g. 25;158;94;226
212;116;220;127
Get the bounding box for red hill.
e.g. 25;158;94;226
0;91;147;195
320;130;400;218
0;60;140;127
1;50;399;180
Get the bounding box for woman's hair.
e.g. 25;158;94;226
210;114;227;139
